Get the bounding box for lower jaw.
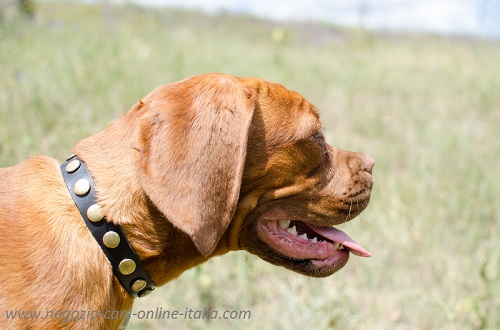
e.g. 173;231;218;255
274;253;350;277
310;254;349;273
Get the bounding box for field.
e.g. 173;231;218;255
1;2;499;329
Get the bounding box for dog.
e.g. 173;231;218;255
0;73;374;329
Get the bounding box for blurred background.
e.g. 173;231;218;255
129;0;500;38
1;0;499;329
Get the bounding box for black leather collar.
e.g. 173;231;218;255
61;155;155;298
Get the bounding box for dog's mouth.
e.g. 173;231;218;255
256;211;370;276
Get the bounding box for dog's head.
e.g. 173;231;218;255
133;73;373;277
235;77;373;276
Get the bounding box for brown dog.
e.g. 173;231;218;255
0;73;374;329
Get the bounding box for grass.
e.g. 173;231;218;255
1;2;499;329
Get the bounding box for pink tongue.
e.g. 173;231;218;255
308;225;371;257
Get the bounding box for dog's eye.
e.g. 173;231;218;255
308;131;330;165
311;132;324;141
311;131;327;149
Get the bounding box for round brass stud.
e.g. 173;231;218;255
74;179;91;196
65;159;81;173
130;279;147;292
118;259;136;275
102;231;120;248
86;204;104;222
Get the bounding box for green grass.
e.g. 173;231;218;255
1;2;499;329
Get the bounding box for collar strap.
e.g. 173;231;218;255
61;155;155;298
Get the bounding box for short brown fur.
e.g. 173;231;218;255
0;73;373;329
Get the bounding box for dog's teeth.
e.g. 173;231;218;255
311;237;318;243
287;225;298;235
332;242;344;251
299;233;308;240
278;220;291;229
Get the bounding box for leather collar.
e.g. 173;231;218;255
61;155;155;298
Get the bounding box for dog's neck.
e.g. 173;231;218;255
73;114;232;289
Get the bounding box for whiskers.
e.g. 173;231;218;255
341;196;363;224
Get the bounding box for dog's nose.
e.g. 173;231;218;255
363;155;375;174
348;152;375;174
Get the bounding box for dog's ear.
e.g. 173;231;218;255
133;74;255;256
